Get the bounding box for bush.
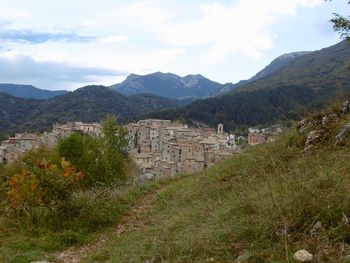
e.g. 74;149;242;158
4;158;85;226
57;115;129;186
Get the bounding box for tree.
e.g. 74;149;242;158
56;116;129;186
58;132;84;168
329;1;350;41
100;115;129;183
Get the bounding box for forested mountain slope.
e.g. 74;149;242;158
147;40;350;132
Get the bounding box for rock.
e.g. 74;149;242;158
335;123;350;146
310;221;322;235
342;213;349;225
234;251;251;263
322;113;338;126
297;119;312;134
304;130;323;151
342;100;350;115
322;115;330;126
293;250;313;262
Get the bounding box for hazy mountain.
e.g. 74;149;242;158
0;86;177;133
0;84;68;99
110;72;225;100
146;40;350;132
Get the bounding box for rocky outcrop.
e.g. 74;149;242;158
296;119;312;134
335;123;350;146
322;113;338;126
342;99;350;115
296;97;350;151
303;130;324;151
305;130;323;146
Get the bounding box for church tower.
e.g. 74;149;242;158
217;123;223;134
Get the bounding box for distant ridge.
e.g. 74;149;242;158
111;51;311;99
110;72;231;100
0;86;177;133
0;84;68;99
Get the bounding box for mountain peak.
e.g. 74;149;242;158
110;72;223;99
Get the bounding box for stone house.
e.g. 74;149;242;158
127;120;239;180
19;133;40;152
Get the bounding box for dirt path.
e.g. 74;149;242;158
53;189;160;263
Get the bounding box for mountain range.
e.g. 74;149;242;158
0;48;311;102
110;51;310;100
147;40;350;132
110;72;228;101
0;40;349;134
0;84;68;99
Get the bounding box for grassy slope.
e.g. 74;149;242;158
2;103;350;262
0;180;172;263
83;113;350;262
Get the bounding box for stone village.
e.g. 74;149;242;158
0;119;281;180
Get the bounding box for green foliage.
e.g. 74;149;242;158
57;116;128;185
58;132;84;168
330;1;350;41
4;158;85;227
0;183;156;263
0;122;151;262
99;115;129;183
0;133;8;142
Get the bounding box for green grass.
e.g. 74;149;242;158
0;182;163;263
3;107;350;262
82;115;350;262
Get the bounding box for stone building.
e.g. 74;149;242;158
126;120;239;180
248;125;282;146
0;121;102;163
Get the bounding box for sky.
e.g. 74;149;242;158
0;0;348;90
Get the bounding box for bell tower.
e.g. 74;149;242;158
217;123;223;134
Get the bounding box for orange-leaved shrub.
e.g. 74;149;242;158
5;158;85;225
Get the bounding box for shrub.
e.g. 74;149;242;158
4;158;85;226
57;115;129;186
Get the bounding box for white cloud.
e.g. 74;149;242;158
116;0;323;63
116;1;170;26
82;19;101;28
0;0;335;88
99;35;128;43
12;11;33;18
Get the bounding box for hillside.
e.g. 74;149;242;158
110;72;228;100
228;51;311;90
81;100;350;262
147;40;350;132
0;84;68;99
128;93;178;111
3;97;350;262
0;86;177;133
0;92;42;133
